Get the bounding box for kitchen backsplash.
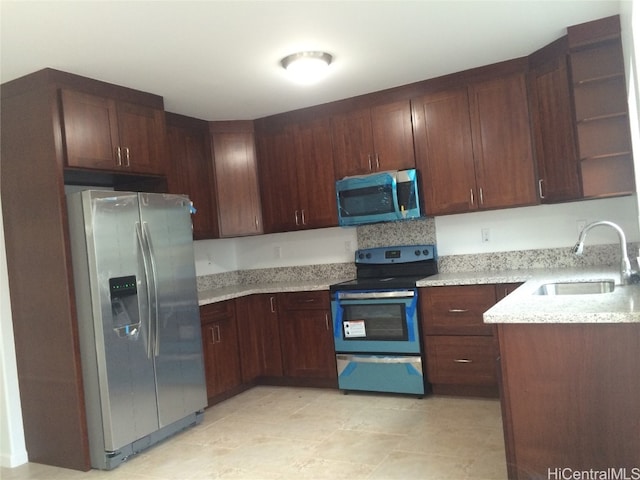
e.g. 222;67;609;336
357;218;437;248
438;243;639;273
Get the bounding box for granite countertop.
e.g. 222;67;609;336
197;277;352;305
419;266;640;324
472;266;640;324
199;266;640;324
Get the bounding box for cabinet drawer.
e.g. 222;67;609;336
200;300;235;324
425;336;497;386
421;285;496;335
279;291;329;310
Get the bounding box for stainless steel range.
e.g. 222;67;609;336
330;244;438;396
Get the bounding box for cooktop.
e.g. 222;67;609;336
330;244;438;292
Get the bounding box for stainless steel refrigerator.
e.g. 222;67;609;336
66;190;207;470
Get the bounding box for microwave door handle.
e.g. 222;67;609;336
390;175;401;216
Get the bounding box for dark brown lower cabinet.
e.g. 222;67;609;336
235;294;283;383
496;323;640;479
421;284;499;396
278;291;337;386
200;301;243;404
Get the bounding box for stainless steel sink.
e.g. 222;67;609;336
533;280;616;295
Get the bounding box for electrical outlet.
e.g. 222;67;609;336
577;219;587;235
481;228;490;243
274;246;282;259
344;240;353;252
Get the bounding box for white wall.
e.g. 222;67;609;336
436;196;639;256
194;227;357;275
620;0;640;227
0;203;28;468
194;196;640;272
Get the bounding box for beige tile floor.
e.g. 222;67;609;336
1;386;508;480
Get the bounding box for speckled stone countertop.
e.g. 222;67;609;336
197;277;352;305
417;266;640;324
198;262;640;323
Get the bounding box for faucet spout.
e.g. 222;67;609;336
574;221;632;284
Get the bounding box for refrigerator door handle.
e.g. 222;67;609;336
136;221;155;359
141;221;160;357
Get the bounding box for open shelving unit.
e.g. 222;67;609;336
568;16;634;198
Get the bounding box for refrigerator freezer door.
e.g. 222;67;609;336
84;191;159;451
138;193;207;427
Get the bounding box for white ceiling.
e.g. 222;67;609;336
0;1;624;121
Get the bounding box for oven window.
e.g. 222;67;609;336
342;303;407;341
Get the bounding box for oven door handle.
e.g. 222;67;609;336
336;354;422;364
335;290;416;300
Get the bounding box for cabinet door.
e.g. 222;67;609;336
469;73;537;210
413;88;478;215
279;292;336;380
235;294;282;382
293;118;338;229
529;40;581;203
256;127;299;233
331;108;374;178
498;323;640;478
370;100;415;172
211;128;263;237
200;302;242;399
61;89;121;170
116;101;167;175
166;119;218;240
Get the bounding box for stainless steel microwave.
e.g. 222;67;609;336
335;169;422;226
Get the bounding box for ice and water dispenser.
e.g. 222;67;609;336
109;275;141;338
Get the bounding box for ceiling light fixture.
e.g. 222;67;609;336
281;51;333;84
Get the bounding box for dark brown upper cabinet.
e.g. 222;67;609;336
61;89;167;175
413;64;537;216
528;37;582;203
331;100;415;179
567;15;635;198
210;121;264;237
166;112;219;240
257;117;337;233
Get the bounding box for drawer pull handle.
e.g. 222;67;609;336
448;309;469;313
454;359;472;363
269;296;276;313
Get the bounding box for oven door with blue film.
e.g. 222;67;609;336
331;289;420;354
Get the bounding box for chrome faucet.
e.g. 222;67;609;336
573;220;633;284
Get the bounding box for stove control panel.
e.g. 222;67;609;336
355;244;437;264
